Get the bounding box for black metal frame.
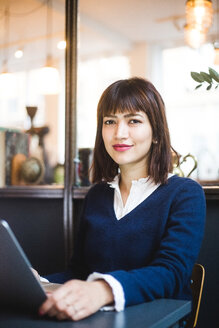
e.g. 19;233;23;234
64;0;78;265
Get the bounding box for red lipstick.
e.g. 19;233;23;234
113;144;133;152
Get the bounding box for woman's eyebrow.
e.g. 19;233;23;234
103;114;117;118
104;113;144;118
124;113;143;118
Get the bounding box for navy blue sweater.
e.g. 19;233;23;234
50;175;206;307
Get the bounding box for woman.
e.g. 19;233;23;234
39;77;206;321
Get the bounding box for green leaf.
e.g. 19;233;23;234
200;72;212;84
195;84;202;89
191;72;205;83
209;67;219;83
206;84;212;90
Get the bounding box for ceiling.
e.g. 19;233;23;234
0;0;218;68
79;0;218;58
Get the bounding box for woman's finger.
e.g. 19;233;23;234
46;307;59;318
39;282;73;314
56;311;69;321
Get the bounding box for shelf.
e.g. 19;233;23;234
72;185;219;200
0;185;91;199
0;185;64;198
202;185;219;200
0;184;219;200
73;186;91;199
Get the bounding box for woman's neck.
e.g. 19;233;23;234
119;165;148;205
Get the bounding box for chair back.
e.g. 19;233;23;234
189;263;205;328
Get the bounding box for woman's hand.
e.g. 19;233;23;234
38;279;114;321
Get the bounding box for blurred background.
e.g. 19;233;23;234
0;0;218;185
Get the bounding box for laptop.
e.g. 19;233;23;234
0;219;60;312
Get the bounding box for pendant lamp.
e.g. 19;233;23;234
39;0;60;95
186;0;213;31
185;0;213;48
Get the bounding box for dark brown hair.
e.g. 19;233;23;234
91;77;173;184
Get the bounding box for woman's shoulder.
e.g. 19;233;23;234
164;175;205;205
86;181;111;199
167;175;203;191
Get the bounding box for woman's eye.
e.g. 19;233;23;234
104;119;115;125
129;119;141;124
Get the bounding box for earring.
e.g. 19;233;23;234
153;140;158;144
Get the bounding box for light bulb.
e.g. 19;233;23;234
57;40;66;50
193;6;206;26
14;49;23;59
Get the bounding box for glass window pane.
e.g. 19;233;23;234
78;0;218;185
0;0;65;186
162;44;219;182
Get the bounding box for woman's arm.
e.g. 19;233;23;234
108;179;206;306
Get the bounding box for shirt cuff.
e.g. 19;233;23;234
40;276;49;283
87;272;125;312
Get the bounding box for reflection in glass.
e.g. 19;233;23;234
0;0;65;186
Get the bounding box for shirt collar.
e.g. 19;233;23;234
108;174;151;190
108;173;174;190
107;175;120;191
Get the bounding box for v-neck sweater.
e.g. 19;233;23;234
49;175;206;308
107;174;161;220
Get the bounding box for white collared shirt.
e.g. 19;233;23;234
108;175;160;220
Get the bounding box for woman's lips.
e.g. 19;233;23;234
112;144;133;152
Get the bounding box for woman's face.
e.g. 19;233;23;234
102;110;153;172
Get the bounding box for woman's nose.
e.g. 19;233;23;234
115;121;128;139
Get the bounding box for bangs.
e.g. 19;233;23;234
100;84;146;118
